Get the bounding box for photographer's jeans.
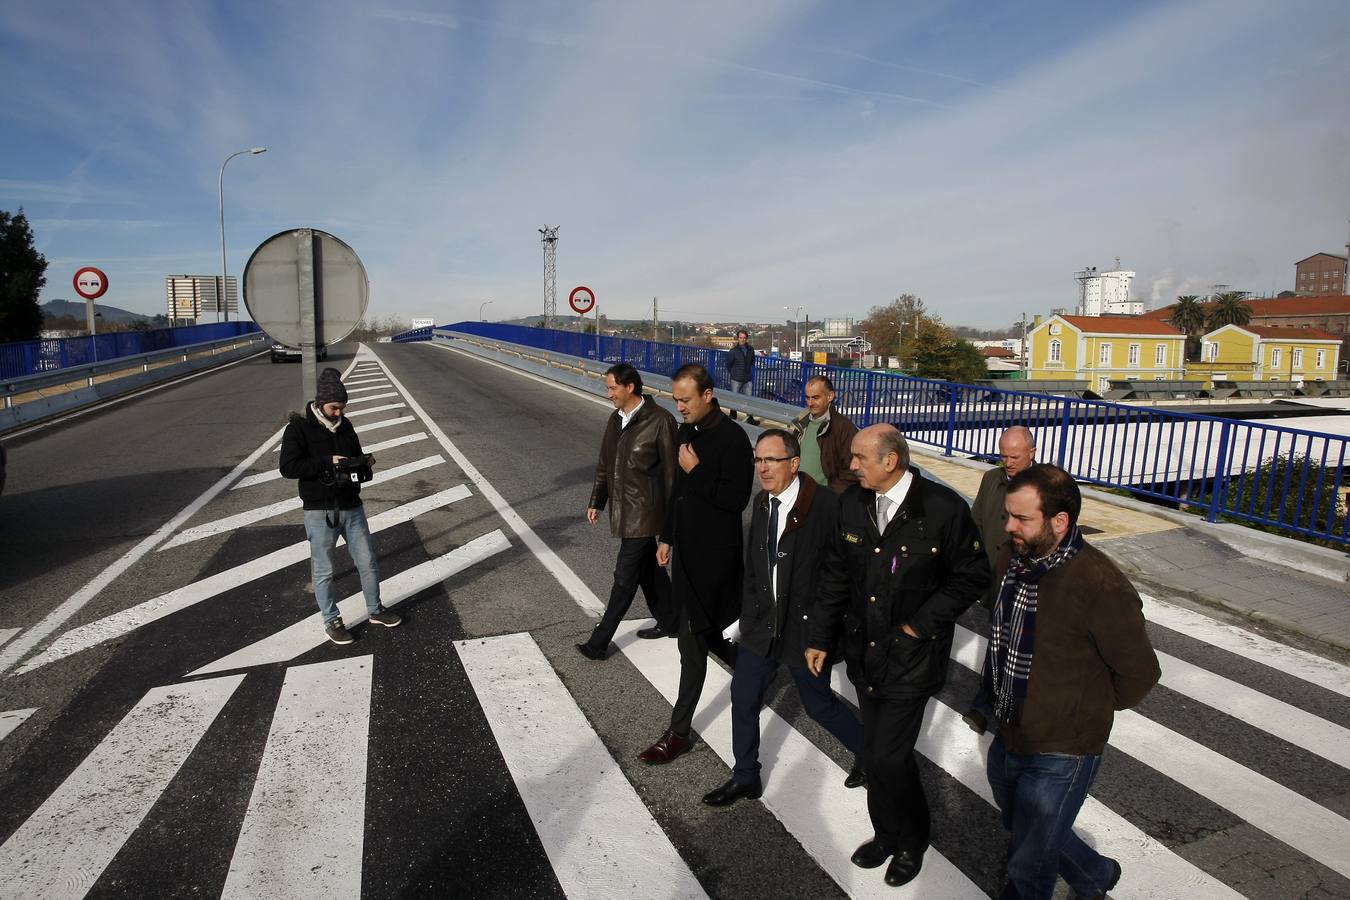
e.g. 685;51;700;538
304;505;382;624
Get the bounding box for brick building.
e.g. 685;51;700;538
1294;253;1347;296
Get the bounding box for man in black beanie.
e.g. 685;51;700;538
280;366;402;644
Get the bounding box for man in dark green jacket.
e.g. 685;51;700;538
806;425;990;888
983;463;1159;900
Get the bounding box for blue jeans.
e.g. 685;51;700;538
729;646;864;784
730;379;752;396
986;735;1114;900
304;505;381;624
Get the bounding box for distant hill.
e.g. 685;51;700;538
41;299;154;324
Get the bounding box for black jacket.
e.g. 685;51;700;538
726;344;755;382
588;396;678;539
662;400;754;631
740;474;840;662
279;405;367;510
809;467;990;701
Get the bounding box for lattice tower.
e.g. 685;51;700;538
540;225;559;329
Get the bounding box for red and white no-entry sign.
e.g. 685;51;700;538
568;285;595;315
73;267;109;301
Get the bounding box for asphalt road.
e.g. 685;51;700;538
0;341;1347;899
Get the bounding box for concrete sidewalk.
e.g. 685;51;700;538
915;449;1350;655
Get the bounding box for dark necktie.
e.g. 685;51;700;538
767;497;781;576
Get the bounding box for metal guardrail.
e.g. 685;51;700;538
1;332;270;432
395;322;1350;547
0;321;262;379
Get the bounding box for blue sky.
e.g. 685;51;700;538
3;0;1348;330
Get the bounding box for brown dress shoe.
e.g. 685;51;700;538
638;729;694;764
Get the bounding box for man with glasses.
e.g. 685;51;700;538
701;428;865;807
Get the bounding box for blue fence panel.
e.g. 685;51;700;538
0;322;262;378
394;322;1349;545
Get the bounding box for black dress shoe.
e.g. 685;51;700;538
844;762;866;789
1081;858;1122;899
636;624;675;639
883;849;923;887
850;838;894;869
701;777;763;807
575;642;607;660
961;708;988;735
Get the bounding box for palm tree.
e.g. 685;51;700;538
1207;291;1253;330
1169;295;1207;361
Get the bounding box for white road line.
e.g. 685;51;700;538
344;376;387;386
160;455;447;550
344;390;398;405
615;621;984;899
0;424;287;675
838;671;1248;900
0;675;245;897
344;402;406;418
222;658;371;900
949;627;1350;880
232;433;429;490
191;524;505;675
0;708;36;743
373;351;605;616
457;634;707;900
271;415;420;452
345;382;392;395
0;628;18;648
16;487;474;675
1142;593;1350;699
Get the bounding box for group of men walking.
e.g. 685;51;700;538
581;359;1160;898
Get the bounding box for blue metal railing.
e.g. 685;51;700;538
0;322;263;379
395;322;1350;546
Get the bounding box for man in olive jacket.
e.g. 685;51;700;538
806;425;990;888
639;364;754;765
983;464;1159;900
788;374;858;494
700;429;864;807
578;364;679;659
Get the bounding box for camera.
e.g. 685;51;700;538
334;454;373;483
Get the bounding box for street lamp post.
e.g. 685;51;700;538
668;326;676;343
784;305;805;356
479;300;493;321
219;147;268;323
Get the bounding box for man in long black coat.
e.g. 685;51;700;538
806;425;990;888
639;363;753;764
700;428;865;807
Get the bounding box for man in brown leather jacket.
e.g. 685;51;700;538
578;363;680;659
788;375;858;494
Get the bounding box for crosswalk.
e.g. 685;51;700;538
2;350;1349;899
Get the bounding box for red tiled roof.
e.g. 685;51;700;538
980;347;1016;358
1057;315;1184;336
1239;325;1341;342
1145;294;1350;320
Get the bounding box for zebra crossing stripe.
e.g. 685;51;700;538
233;433;429;490
823;668;1248;900
343;391;398;405
1141;594;1350;699
0;708;36;743
948;627;1350;879
160;455;448;550
345;383;392;395
0;675;245;897
457;634;708;900
613;621;986;899
16;487;474;675
271;416;420;452
222;658;371;900
343;376;388;386
344;402;407;419
0;628;17;648
190;529;512;676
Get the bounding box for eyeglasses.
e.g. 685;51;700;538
753;456;794;465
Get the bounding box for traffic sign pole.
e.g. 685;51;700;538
297;229;318;404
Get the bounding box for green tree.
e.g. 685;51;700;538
1206;291;1253;331
898;317;986;384
861;293;927;360
1212;452;1346;548
1168;294;1207;361
0;208;47;343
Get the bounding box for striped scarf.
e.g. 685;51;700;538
982;527;1084;725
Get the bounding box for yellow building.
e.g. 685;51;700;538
1198;325;1341;383
1028;315;1187;393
